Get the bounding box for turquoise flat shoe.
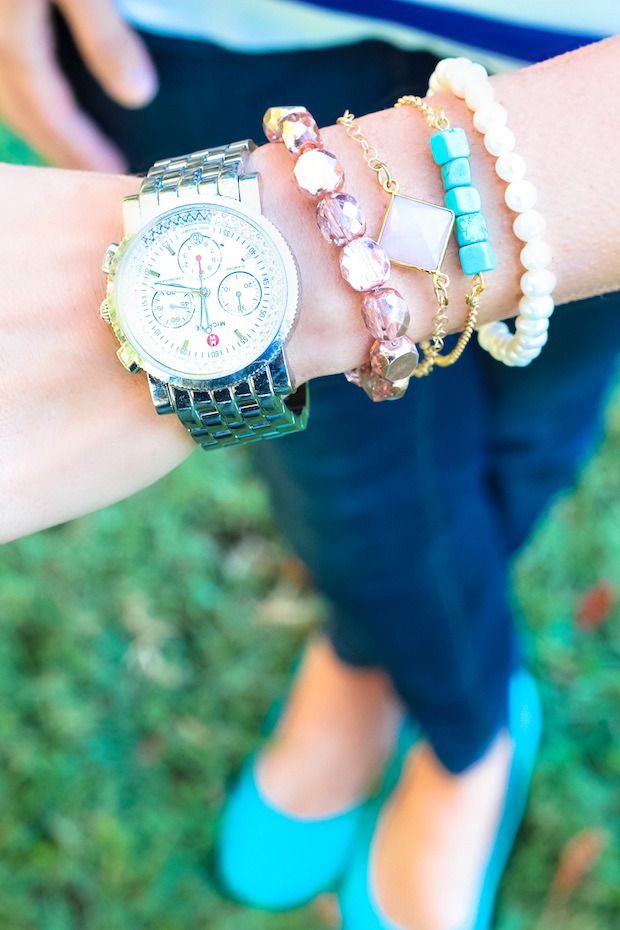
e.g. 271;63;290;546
215;713;419;911
338;669;542;930
216;754;363;910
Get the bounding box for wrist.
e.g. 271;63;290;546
251;97;518;387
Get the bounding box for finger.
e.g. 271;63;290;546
57;0;158;109
0;54;127;172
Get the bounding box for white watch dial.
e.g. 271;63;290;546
112;201;292;381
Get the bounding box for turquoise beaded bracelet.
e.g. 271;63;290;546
428;125;495;277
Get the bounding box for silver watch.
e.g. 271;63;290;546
100;141;308;449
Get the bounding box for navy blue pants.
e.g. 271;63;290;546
56;20;620;772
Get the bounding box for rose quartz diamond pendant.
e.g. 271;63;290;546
378;193;455;273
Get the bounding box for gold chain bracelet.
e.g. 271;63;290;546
337;105;483;376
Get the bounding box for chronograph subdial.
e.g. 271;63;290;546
178;233;221;277
152;290;196;328
218;271;262;316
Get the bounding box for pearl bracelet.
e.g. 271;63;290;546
428;57;556;367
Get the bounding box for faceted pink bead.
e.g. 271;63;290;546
293;149;344;199
356;363;410;402
280;111;322;156
340;238;390;292
370;336;419;382
362;287;410;341
344;368;363;387
262;106;307;142
316;193;366;246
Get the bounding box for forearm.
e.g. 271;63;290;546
2;35;618;541
258;35;620;384
0;165;191;541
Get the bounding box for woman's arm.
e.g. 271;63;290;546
276;33;620;382
1;35;618;542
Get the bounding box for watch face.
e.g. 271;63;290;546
109;199;299;386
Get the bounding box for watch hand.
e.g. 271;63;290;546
153;280;201;294
195;254;212;332
199;289;212;332
236;290;243;313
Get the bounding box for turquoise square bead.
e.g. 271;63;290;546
441;157;471;190
455;212;488;246
429;127;471;165
459;241;496;275
444;185;481;216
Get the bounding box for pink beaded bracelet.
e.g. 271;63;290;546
263;106;420;402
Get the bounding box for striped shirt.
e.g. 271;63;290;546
115;0;618;69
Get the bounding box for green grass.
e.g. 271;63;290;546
1;126;620;930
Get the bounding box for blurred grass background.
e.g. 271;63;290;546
1;122;619;930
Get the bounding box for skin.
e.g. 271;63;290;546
0;34;618;545
0;0;157;171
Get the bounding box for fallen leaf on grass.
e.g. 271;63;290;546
541;828;609;928
550;827;609;896
575;582;616;631
254;583;327;629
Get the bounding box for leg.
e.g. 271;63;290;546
481;293;620;554
352;294;620;930
254;339;516;774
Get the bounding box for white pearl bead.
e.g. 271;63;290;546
518;294;554;319
511;338;540;358
521;268;557;298
520;240;552;270
473;102;507;133
506;347;525;365
495;152;527;182
488;334;507;357
469;62;489;82
515;316;549;337
484;126;515;157
428;72;443;94
513;210;547;241
446;57;475;96
512;349;539;366
516;331;549;350
505;179;538;213
480;321;509;342
477;328;492;350
433;59;451;86
464;79;494;110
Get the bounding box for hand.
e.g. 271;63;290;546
0;0;158;171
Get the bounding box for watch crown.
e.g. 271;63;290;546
99;299;111;324
117;346;141;373
102;243;119;274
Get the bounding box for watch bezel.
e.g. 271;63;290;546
105;193;301;392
